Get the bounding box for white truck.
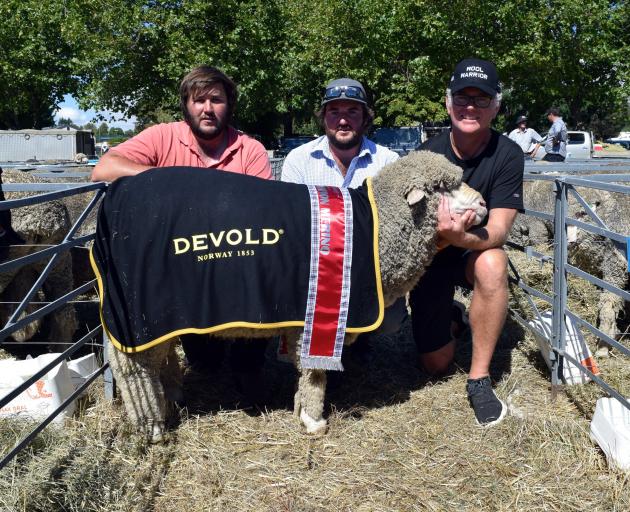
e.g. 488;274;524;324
534;130;594;160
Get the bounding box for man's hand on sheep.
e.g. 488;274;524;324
436;194;480;250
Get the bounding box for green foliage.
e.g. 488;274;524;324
57;117;80;129
0;0;89;129
0;0;628;138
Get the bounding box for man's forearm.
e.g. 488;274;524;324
91;152;152;182
452;225;508;251
439;207;517;252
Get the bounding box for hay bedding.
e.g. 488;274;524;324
1;248;630;511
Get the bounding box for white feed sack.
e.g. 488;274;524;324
0;353;98;422
528;310;599;385
590;397;630;472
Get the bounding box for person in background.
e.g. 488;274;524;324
92;65;272;402
508;115;542;160
281;77;407;343
411;58;524;427
542;107;568;162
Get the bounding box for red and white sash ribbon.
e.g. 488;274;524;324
300;185;353;371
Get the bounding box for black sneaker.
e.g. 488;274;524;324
466;376;507;427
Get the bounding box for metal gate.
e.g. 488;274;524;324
0;167;110;470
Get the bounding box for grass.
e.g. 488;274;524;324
596;143;630;154
1;245;629;511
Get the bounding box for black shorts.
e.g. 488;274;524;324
409;247;472;354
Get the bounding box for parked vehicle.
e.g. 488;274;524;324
371;126;422;156
604;135;630;150
275;135;318;158
533;130;594;160
0;128;95;162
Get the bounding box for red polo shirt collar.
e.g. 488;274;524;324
177;122;243;166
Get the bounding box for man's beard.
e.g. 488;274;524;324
186;112;227;141
326;128;363;151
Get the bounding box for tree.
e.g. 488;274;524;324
108;127;124;137
96;122;109;140
57;0;628;140
57;117;80;129
0;0;89;129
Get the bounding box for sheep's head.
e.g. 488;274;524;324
403;150;463;195
374;150;464;211
443;182;487;226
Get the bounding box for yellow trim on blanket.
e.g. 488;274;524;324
345;177;385;333
89;179;385;353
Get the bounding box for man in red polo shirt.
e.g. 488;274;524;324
92;67;271;181
92;66;272;402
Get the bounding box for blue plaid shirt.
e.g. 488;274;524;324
281;135;399;188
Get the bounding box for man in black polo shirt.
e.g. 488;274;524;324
411;58;524;426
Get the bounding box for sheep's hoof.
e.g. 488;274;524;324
595;346;610;358
300;409;327;435
146;421;168;444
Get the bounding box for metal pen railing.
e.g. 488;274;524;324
0;175;108;470
508;171;630;410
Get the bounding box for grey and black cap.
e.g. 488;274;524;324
322;78;368;106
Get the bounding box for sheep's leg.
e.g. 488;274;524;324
0;267;41;342
296;369;328;434
596;291;623;357
42;253;77;350
107;338;171;443
161;341;184;404
289;331;328;434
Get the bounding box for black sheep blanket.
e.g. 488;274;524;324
90;167;384;370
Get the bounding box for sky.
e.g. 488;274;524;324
53;94;137;130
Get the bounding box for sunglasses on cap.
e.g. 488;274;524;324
452;94;493;108
324;85;366;102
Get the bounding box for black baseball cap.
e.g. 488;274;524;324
516;115;527;124
322;78;368;106
449;58;501;96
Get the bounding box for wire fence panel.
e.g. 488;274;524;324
0;171;107;470
270;157;284;180
508;170;630;409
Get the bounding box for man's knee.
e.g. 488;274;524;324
419;341;455;376
467;248;508;290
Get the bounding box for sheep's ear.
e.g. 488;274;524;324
406;188;426;206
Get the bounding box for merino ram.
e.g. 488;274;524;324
0;168;77;347
92;151;487;442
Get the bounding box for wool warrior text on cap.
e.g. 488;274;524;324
459;66;488;80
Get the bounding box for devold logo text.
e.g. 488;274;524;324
172;228;284;262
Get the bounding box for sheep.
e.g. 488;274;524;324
0;168;78;348
98;151;487;442
509;178;629;354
